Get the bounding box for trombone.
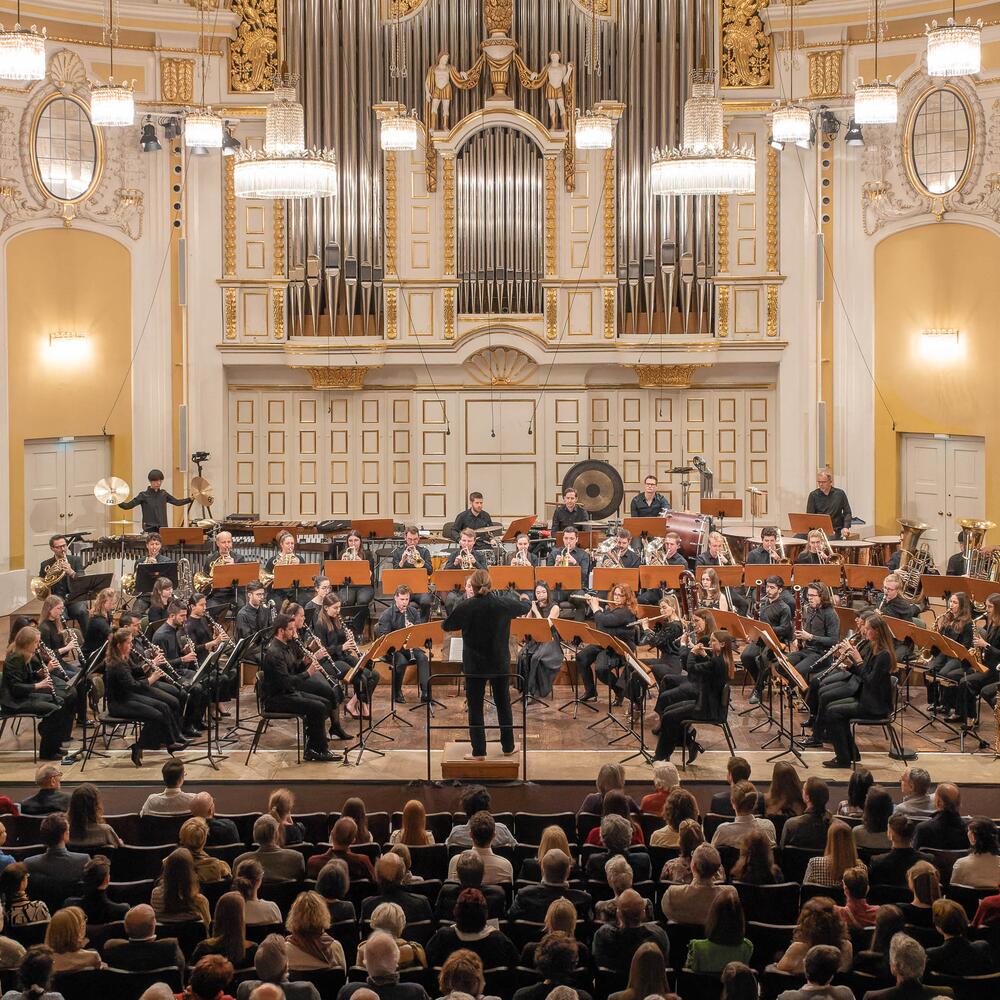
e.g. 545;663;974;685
774;528;787;561
815;529;843;565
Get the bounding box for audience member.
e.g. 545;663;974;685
314;859;357;923
235;816;305;882
342;798;373;845
868;816;929;888
949;816;1000;888
924;899;994;976
445;812;513;885
359;901;427;969
972;885;1000;929
24;814;88;906
437;851;505;921
285;891;346;972
232;860;282;926
435;949;499;1000
520;898;591;968
893;769;935;819
64;855;127;923
509;849;591;922
639;762;680;816
235;934;321;1000
185;954;237;1000
861;932;949;1000
730;828;783;885
180;818;232;883
912;784;968;850
19;765;69;816
102;904;186;975
391;801;434;846
838;768;875;819
804;821;861;887
0;945;62;1000
901;861;941;927
0;863;50;925
684;891;752;973
608;941;670;1000
583;791;644;847
854;787;894;851
720;962;759;1000
766;762;806;818
308;818;375;881
776;897;852;974
511;933;591;1000
192;891;256;969
594;856;652;925
853;906;905;980
835;866;878;930
446;787;515;849
649;788;699;848
268;790;305;848
387;845;421;886
44;905;102;971
139;760;195;817
593;889;669;970
711;782;776;848
426;889;518;969
0;826;13;875
710;758;753;817
661;844;736;924
190;793;241;846
66;784;122;849
361;854;434;923
776;944;855;1000
579;764;639;816
584;816;650;881
661;821;723;884
150;848;211;926
781;778;832;849
518;827;576;883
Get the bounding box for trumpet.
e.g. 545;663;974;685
402;545;425;569
554;551;575;567
457;550;477;571
509;549;532;567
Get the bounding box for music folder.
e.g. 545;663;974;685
490;567;535;592
381;569;430;595
323;560;373;586
136;562;177;592
212;562;259;589
535;567;583;591
69;572;113;603
638;565;688;590
787;513;835;536
272;563;322;590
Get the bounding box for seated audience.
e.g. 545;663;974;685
64;855;128;924
518;826;577;883
233;860;282;927
0;945;61;1000
235;934;321;1000
584;816;650;882
775;897;852;974
436;851;506;921
308;818;375;881
180;818;233;883
192;891;256;969
838;768;875;819
520;898;591;968
361;853;433;923
235;816;305;882
24;814;88;906
868;815;930;888
639;762;680;816
661;821;724;885
862;932;948;1000
426;889;518;969
284;891;346;972
684;891;753;973
710;757;754;817
150;848;211;926
336;932;429;1000
445;787;515;849
721;962;759;1000
912;784;968;850
766;762;806;819
776;944;855;1000
44;906;102;972
650;788;699;848
594;856;652;925
190;792;241;846
445;812;513;885
511;933;591;1000
901;861;941;927
390;800;435;846
268;789;305;847
609;941;670;1000
509;849;591;922
924;898;994;976
972;887;1000;929
314;859;357;924
730;828;783;885
0;863;50;925
102;904;186;974
584;791;644;847
139;760;194;816
949;816;1000;889
835;866;879;930
185;955;237;1000
854;787;894;851
781;777;832;849
894;768;935;819
342;798;373;845
661;844;736;924
0;825;13;875
711;782;776;848
66;784;122;850
593;888;670;970
579;763;639;816
853;905;905;980
357;902;426;969
435;949;499;1000
804;821;862;887
19;765;69;817
387;845;421;886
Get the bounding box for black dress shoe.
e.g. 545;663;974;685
182;727;201;739
394;691;406;704
687;739;704;764
304;748;341;762
822;757;851;769
130;743;143;768
581;691;598;703
329;722;351;740
612;693;624;707
800;736;825;748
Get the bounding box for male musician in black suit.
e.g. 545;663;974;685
630;474;671;518
789;583;841;677
203;530;243;611
451;492;498;548
548;526;592;612
806;469;853;539
236;582;274;666
391;526;434;621
283;603;350;740
741;575;793;703
375;586;429;703
139;532;172;566
881;574;922;622
118;613;186;727
443;569;524;761
260;613;337;761
695;531;728;568
637;531;687;605
550;487;591;535
40;534;89;632
746;527;784;565
606;530;641;569
118;468;191;532
946;530;969;577
152;601;209;736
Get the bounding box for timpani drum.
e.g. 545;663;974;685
663;511;710;559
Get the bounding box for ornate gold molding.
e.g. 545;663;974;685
465;346;536;385
718;286;730;337
386;288;398;340
603;288;615;340
224;287;238;340
443;287;455;340
273;200;285;277
570;0;611;13
385;150;398;277
545;288;558;341
720;0;771;89
808;51;842;98
766;284;778;337
628;363;708;388
766;146;778;273
484;0;513;36
229;0;279;94
384;0;427;15
160;58;193;103
545;157;557;276
223;156;236;277
718;194;730;274
603;148;615;276
301;366;369;389
443;156;455;276
272;286;285;339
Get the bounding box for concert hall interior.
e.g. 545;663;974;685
1;0;1000;996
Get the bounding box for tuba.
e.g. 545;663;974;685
896;518;932;599
962;518;997;578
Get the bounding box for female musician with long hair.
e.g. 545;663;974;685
147;576;175;630
508;533;538;568
516;582;563;699
820;614;896;768
654;629;733;764
314;593;378;719
653;608;721;720
337;530;376;635
697;567;748;615
304;577;332;628
926;591;974;713
38;596;80;675
953;593;1000;724
637;594;684;684
105;627;187;766
789;583;840;678
575;583;639;705
83;588;117;663
185;593;237;717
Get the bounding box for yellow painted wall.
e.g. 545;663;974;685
5;228;132;568
874;222;998;533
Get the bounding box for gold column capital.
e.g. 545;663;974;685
626;363;709;388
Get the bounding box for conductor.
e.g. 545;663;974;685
442;569;524;762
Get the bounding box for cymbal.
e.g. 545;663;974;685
197;519;220;529
94;477;130;506
190;475;214;505
106;519;134;525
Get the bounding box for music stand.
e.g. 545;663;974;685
181;644;230;769
490;567;536;593
746;621;807;765
212;562;259;609
381;569;430;594
787;513;835;537
252;525;300;545
367;624;416;738
502;515;538;543
431;569;472;598
716;567;744;589
350;518;395;540
272;563;321;605
511;618;559;708
535;567;583;594
710;608;749;640
68;573;113;605
341;631;396;766
638;565;688;591
403;620;447;712
323;561;373;587
791;564;842;590
744;563;793;586
135;562;178;596
623;517;668;541
552;618;600;717
701;497;743;530
556;530;606;549
844;564;890;603
597;630;657;765
592;568;640;592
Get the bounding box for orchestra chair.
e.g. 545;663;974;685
244;675;303;765
679;686;737;770
0;709;39;762
80;713;141;771
848;676;905;768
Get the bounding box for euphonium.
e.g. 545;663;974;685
643;538;666;565
594;537;621;569
342;547;363;561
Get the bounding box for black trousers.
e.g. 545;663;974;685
265;692;330;752
655;700;706;760
574;645;601;698
65;601;90;633
789;648;829;678
825;698;877;762
465;674;514;756
338;586;374;635
4;697;74;757
957;670;995;720
391;650;429;700
655;681;696;715
109;695;178;749
814;680;859;740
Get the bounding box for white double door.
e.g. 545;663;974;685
900;434;986;570
24;437;110;574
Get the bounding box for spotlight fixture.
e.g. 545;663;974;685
139;118;161;152
221;123;241;156
819;108;841;137
769;132;785;151
844;119;865;146
162;117;180;140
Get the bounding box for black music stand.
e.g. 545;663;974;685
341;632;395;767
182;645;230;770
68;641;109;767
552;619;599;718
136;562;178;596
598;631;657;765
68;573;113;606
224;626;272;742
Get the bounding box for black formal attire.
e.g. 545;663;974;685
696;552;724;567
146;600;170;631
806;487;853;537
508;882;594;922
780;810;832;850
65;889;129;924
126;649;185;724
19;787;69;815
925;618;973;710
795;551;823;565
441;549;488;613
264;555;311;610
39;553;89;630
515;606;563;699
260;637;330;753
655;651;728;761
547;547;592;611
435;881;506;920
639;620;684;683
630;493;671;518
551;504;590;535
0;652;73;758
359;887;434;924
574;607;638;701
336;553;375;635
807;639;868;740
746;546;783;565
741;596;793;697
83;613;112;663
391;544;434;620
106;657;182;750
637;552;687;605
946;552;967;577
452;508;498;546
867;847;933;887
235;599;274;668
824;648;894;764
102;937;185;974
152;621;210;729
882;595;921;622
203;554;243;611
375;603;428;701
789;605;841;677
313;613;376;701
956;622;1000;720
118;487;190;531
39;620;79;675
186;615;237;702
592;923;670;971
912;809;969;851
443;591;524;756
925;936;994;977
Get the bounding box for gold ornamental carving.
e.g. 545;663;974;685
273;200;285;277
223;156;236;276
484;0;513;36
385;151;398;276
229;0;279;94
570;0;611;14
718;194;730;274
545;157;557;276
386;288;398;340
465;346;536;385
766;285;778;337
160;58;194;103
603;148;615;275
718;285;730;336
224;287;238;340
766;146;778;272
603;287;615;339
720;0;771;89
545;288;558;340
272;286;285;339
302;366;369;389
443;287;455;340
808;51;842;99
628;364;708;388
443;156;455;276
383;0;426;16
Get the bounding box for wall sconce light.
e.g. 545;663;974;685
920;327;961;361
47;331;89;361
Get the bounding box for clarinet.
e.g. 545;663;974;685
292;633;341;693
137;634;186;687
39;642;70;681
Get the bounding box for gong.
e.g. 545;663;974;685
562;460;625;520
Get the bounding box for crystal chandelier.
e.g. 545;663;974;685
234;73;338;199
380;110;419;151
0;1;46;83
770;0;811;146
91;81;134;126
926;12;982;77
855;0;897;125
575;108;616;150
186;108;223;148
651;69;755;196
